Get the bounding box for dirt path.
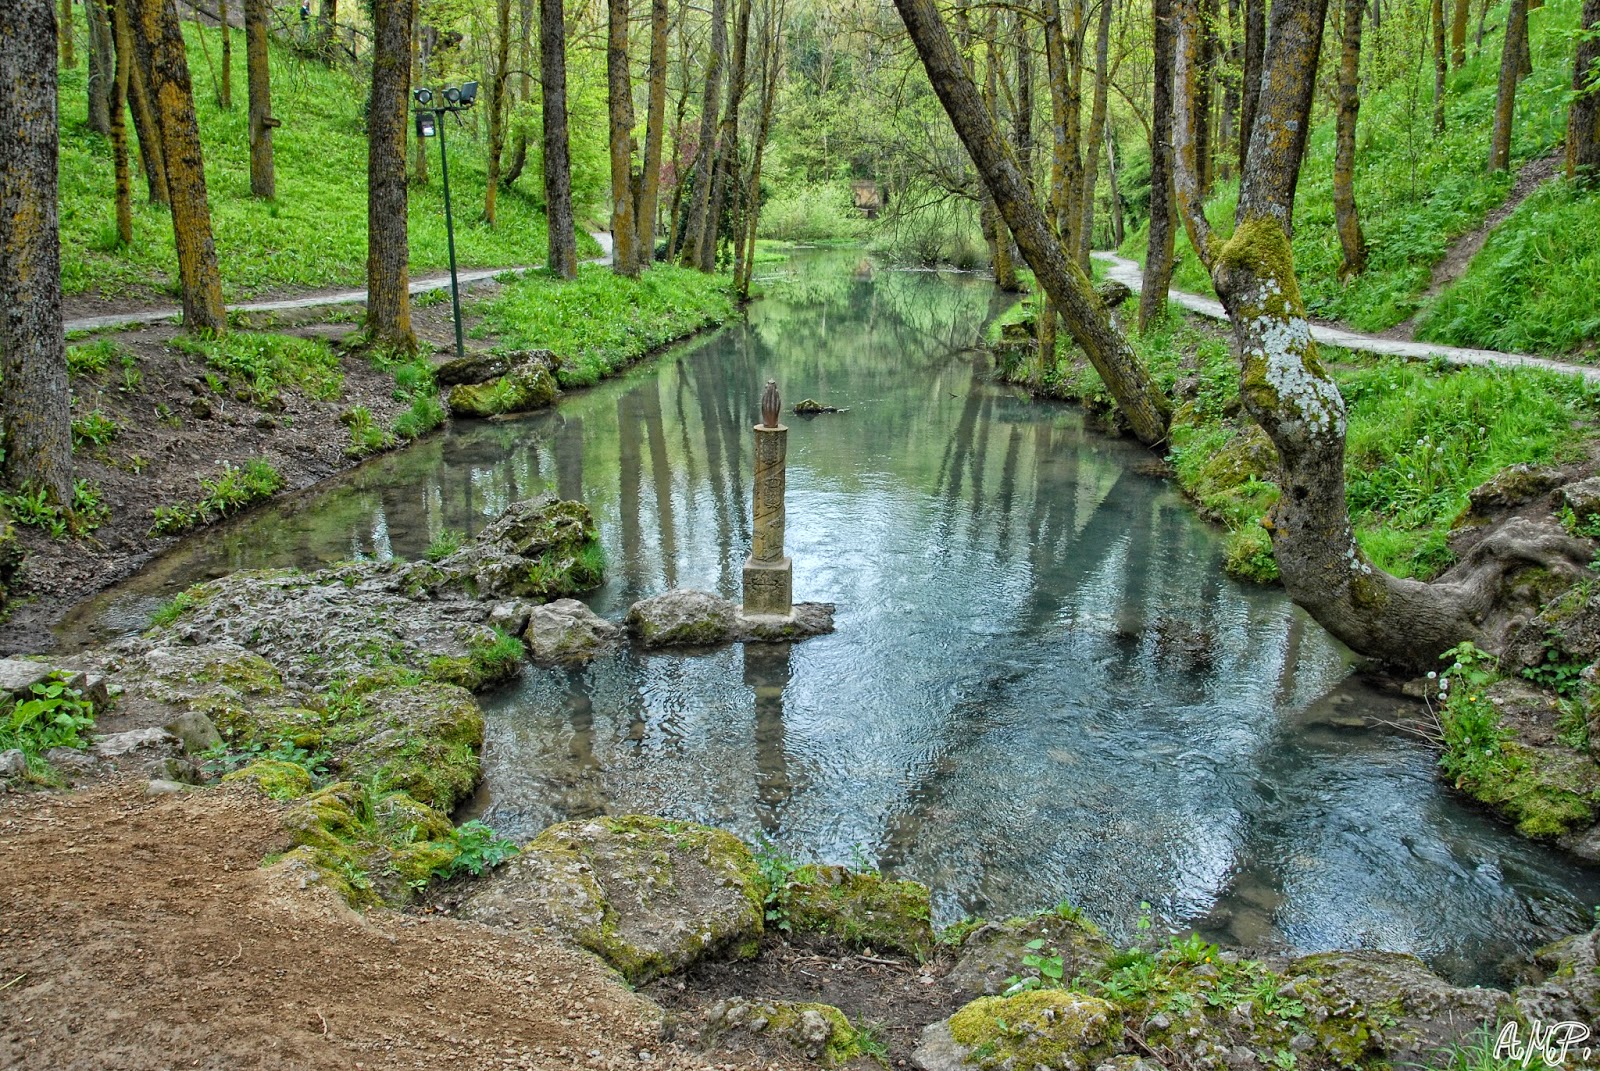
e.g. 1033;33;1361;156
1386;151;1562;339
64;234;616;335
0;782;764;1071
1092;251;1600;382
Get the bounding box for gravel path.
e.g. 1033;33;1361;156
1091;251;1600;382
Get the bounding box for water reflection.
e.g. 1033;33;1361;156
61;250;1600;986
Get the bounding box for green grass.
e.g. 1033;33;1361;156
150;457;286;535
1117;0;1593;351
475;264;736;388
1418;178;1600;355
170;331;343;405
56;16;598;303
1008;308;1600;581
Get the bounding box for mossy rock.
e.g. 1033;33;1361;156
222;758;313;800
446;362;558;418
945;906;1116;1000
437;496;603;601
784;863;935;960
703;998;875;1067
371;789;454;843
274;844;381;909
141;642;286;698
918;990;1120;1071
338;682;485;812
389;839;460;884
624;589;736;647
458;814;765;985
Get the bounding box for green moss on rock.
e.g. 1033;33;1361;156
446;362;558;418
337;682;484;812
785;863;935;960
946;990;1119;1071
222;758;313;799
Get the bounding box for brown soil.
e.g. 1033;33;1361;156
0;781;818;1071
1386;152;1562;341
1;295;495;656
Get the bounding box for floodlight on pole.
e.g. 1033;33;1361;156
411;84;477;362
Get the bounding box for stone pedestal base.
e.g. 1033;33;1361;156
742;556;793;618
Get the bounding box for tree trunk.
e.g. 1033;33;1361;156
317;0;336;56
1449;0;1469;66
1140;0;1177;330
109;0;133;245
61;0;76;68
87;0;115;134
680;0;727;268
121;1;166;203
703;0;752;273
501;0;530;188
1105;127;1124;246
1043;0;1084;268
1;0;74;506
541;0;578;278
1239;0;1264;177
1568;0;1600;185
983;10;1018;290
218;0;231;109
636;0;670;264
1194;0;1215;194
126;0;225;333
245;0;274;198
893;0;1172;448
1490;0;1527;170
1078;0;1113;263
736;1;780;299
485;0;511;225
1219;0;1240;180
366;0;413;347
1333;0;1366;277
1432;0;1447;132
607;0;639;274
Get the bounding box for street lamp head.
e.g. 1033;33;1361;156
413;87;433;105
458;81;479;106
444;86;461;104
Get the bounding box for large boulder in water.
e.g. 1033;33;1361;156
446;356;559;418
624;589;836;648
456;815;766;984
523;598;621;665
434;495;602;601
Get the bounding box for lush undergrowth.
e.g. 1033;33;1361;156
57;16;597;302
998;306;1599;582
474;264;736;388
1117;0;1595;354
756;182;871;243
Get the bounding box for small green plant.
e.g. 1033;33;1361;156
0;480;107;538
753;839;801;933
149;458;285;535
438;819;520;878
393;394;446;440
1002;939;1066;995
118;352;143;394
71;409;119;450
425;528;464;562
0;675;97;759
341;405;397;458
155;403;181;428
171;331;343;406
149;590;196;628
66;339;122;376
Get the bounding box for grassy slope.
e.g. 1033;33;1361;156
1117;0;1597;354
57;16;597;303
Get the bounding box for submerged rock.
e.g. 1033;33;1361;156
523;598;622;665
792;399;847;415
624;589;836;648
458;815;765;985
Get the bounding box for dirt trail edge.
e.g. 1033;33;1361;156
1092;250;1600;383
0;782;764;1071
65;232;617;335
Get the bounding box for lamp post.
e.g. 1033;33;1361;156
413;82;478;361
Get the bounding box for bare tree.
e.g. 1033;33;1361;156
608;0;640;274
542;0;578;277
1333;0;1366;277
366;0;414;348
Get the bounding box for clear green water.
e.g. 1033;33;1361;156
64;249;1600;985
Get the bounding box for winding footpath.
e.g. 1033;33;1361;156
1092;251;1600;383
63;232;617;335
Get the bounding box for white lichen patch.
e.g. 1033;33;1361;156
1248;282;1346;440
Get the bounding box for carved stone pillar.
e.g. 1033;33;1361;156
744;383;793;618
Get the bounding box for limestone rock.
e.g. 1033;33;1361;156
625;590;837;648
435;351;511;387
1562;477;1600;525
1096;279;1133;309
91;727;178;759
783;864;935;959
44;746;97;772
1464;463;1562;517
340;682;484;811
917;991;1119;1071
458;815;765;985
436;496;602;601
0;748;26;779
487;599;535;638
145;778;190;796
164;711;224;755
523;599;622;665
703;999;871;1067
626;590;737;647
946;909;1117;1000
1287;950;1509;1065
0;658;53;697
1514;924;1600;1026
447;360;559;419
1502;586;1600;675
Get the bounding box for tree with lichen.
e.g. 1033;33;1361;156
542;0;578;278
366;0;414;349
125;0;226;334
1332;0;1366;278
245;0;275;198
1;0;74;506
607;0;640;275
1489;0;1527;170
1570;0;1600;185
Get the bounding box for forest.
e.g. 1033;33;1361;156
2;0;1600;1065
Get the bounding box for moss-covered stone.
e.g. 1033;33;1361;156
943;990;1119;1071
389;839;460;884
785;863;935;960
337;682;484;812
704;998;877;1067
446;362;558;418
946;905;1115;1000
222;758;313;799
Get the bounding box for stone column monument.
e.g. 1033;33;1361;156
743;380;793;618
